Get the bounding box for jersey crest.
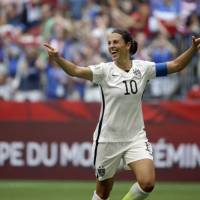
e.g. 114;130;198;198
133;68;142;79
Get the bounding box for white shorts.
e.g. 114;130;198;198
92;135;153;181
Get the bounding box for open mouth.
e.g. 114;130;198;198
111;50;118;57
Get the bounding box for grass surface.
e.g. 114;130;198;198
0;181;199;200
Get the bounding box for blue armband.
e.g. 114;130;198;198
155;63;168;77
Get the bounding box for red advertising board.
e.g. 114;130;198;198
0;100;199;181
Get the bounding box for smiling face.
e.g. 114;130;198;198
107;32;131;62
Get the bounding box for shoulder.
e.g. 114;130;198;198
133;60;155;71
133;60;155;67
89;62;112;70
132;60;156;79
88;62;114;83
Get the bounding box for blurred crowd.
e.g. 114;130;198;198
0;0;199;102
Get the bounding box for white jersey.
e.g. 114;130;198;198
89;60;156;142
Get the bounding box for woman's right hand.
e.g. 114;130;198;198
44;43;59;59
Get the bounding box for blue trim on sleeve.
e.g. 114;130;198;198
155;62;168;77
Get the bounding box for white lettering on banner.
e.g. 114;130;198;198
10;142;24;166
42;142;58;167
191;145;200;168
0;142;10;166
79;142;92;167
0;140;199;169
27;142;42;166
60;142;92;167
60;143;79;166
0;141;93;167
0;141;24;166
26;142;58;167
152;138;200;169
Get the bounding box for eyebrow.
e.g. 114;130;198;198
108;39;119;43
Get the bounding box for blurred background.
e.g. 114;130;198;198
0;0;200;200
0;0;199;101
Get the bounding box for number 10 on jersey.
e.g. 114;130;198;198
122;80;138;95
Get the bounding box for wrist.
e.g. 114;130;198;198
191;46;198;53
54;54;60;61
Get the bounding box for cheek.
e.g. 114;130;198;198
119;48;127;55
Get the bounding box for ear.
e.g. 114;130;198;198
127;42;131;51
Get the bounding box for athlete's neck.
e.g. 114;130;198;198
114;59;132;72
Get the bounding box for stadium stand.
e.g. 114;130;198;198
0;0;199;101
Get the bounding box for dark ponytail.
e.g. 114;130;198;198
130;40;138;55
112;29;138;56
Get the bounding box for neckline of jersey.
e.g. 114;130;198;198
113;60;134;75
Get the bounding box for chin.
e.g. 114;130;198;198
111;56;118;61
112;58;117;62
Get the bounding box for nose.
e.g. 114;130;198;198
109;43;116;50
111;42;117;48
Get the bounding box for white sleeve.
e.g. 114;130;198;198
143;61;156;80
88;63;105;84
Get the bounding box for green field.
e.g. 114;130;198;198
0;181;199;200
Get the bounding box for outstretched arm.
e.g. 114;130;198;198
167;36;200;74
44;43;93;81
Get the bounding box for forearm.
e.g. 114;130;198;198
53;55;92;81
44;43;93;80
54;56;78;76
167;46;197;73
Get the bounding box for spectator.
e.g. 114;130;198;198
178;0;198;34
45;62;68;99
147;32;179;98
66;0;87;20
0;63;12;100
186;12;200;36
0;36;5;63
149;0;181;38
5;44;21;78
21;0;42;32
0;0;198;101
40;3;55;41
13;44;44;102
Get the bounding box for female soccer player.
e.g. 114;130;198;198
44;29;200;200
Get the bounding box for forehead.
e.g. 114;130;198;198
107;32;123;41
